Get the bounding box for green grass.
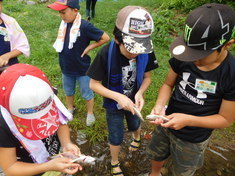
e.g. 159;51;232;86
2;0;235;143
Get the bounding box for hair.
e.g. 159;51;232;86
113;26;123;44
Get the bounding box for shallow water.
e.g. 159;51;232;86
71;130;235;176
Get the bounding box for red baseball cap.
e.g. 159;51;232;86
48;0;80;11
0;64;60;140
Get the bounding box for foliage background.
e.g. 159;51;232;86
2;0;235;142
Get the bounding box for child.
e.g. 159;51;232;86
147;3;235;176
0;0;30;72
0;64;82;176
87;6;158;175
48;0;110;126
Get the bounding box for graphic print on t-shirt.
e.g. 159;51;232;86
122;59;137;97
178;72;217;105
44;133;60;156
0;26;9;41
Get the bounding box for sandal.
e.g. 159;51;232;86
111;162;124;176
129;138;141;151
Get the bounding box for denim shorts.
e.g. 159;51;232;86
146;126;210;176
106;108;140;146
62;73;94;100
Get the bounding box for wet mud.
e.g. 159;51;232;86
71;128;235;176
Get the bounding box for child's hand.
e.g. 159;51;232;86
0;53;10;67
62;143;81;156
117;94;135;114
46;157;82;174
161;113;191;130
148;105;166;125
151;104;165;116
134;92;144;111
81;46;92;57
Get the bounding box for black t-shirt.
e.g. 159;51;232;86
167;52;235;143
0;110;61;176
59;19;104;76
87;42;158;100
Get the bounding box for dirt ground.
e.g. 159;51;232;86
73;124;235;176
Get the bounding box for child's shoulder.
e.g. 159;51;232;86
80;19;93;28
1;13;17;23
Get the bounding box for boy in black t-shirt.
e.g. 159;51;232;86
147;3;235;176
87;6;158;175
48;0;109;126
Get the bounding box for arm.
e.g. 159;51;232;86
151;68;178;116
1;14;30;57
90;79;135;114
0;49;22;67
134;71;152;111
162;99;235;130
0;147;81;176
57;124;81;156
81;32;110;57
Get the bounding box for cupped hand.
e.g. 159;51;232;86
63;143;81;156
150;104;165;116
148;105;166;125
47;157;82;174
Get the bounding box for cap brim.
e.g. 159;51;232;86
122;33;153;54
12;102;60;140
47;3;68;11
170;36;214;62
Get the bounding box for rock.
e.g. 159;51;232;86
26;1;36;5
38;0;49;3
216;169;222;175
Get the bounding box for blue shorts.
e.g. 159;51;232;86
62;73;94;100
106;108;140;146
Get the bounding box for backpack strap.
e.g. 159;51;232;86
107;39;115;88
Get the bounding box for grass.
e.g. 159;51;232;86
2;0;235;143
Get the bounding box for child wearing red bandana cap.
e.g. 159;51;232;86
0;64;82;176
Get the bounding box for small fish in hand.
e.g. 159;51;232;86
146;114;169;123
133;106;145;122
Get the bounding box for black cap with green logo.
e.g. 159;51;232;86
170;3;235;62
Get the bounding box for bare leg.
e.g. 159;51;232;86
129;127;141;151
66;95;74;110
86;97;94;115
86;98;95;126
150;160;164;176
110;144;123;176
133;127;141;140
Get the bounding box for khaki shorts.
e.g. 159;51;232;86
42;171;62;176
146;126;210;176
